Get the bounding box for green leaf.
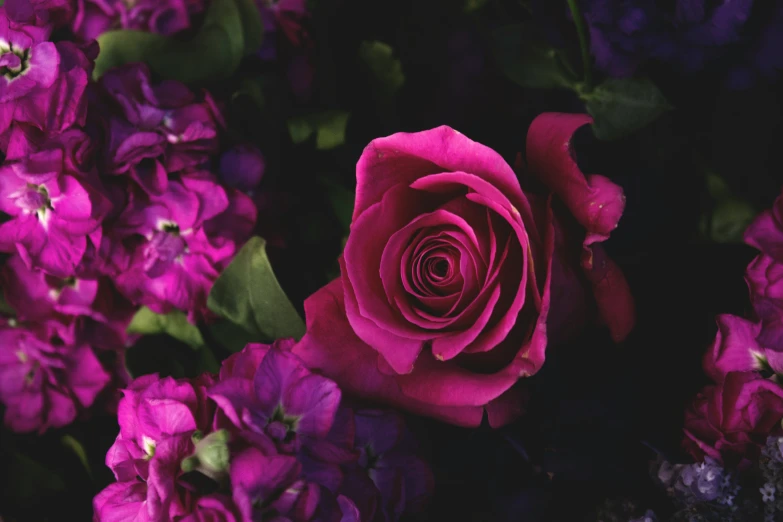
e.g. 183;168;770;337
464;0;489;12
94;0;263;83
61;435;92;480
93;30;169;80
580;78;672;140
319;176;354;233
232;77;266;109
232;0;264;55
128;307;205;348
490;24;578;89
358;41;405;98
207;236;305;342
287;111;350;150
699;172;757;244
208;319;259;353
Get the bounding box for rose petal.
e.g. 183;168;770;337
354;126;537;241
293;279;519;427
526;113;634;342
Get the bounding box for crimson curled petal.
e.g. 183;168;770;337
526;113;634;342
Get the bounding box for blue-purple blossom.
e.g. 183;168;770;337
580;0;783;87
655;456;738;505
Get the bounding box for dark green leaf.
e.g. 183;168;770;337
233;77;266;109
319;176;354;233
207;237;305;342
128;307;205;348
581;78;672;140
490;24;578;89
358;41;405;98
5;448;65;501
287;111;350;150
93;30;169;80
699;172;757;244
61;435;92;480
208;319;260;353
232;0;265;55
464;0;489;12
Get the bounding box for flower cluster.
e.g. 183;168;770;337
69;0;208;42
0;0;260;433
655;456;739;507
652;186;783;519
680;183;783;467
94;340;433;522
760;435;783;520
579;0;783;86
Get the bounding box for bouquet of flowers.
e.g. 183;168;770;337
1;0;783;521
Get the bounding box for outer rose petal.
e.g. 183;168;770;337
526;113;635;342
353;125;539;243
292;279;525;428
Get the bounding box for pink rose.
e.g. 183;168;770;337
683;371;783;468
293;114;634;427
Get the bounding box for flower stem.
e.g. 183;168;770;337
566;0;593;90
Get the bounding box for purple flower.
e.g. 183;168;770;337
4;0;75;29
72;0;206;42
0;125;111;277
230;444;359;522
218;144;265;192
112;171;256;322
210;340;342;453
0;253;136;357
341;409;433;522
99;64;223;195
0;318;110;433
654;456;738;506
579;0;783;84
95;372;257;522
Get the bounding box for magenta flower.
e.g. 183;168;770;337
0;128;111;277
113;171;256;322
1;254;136;357
72;0;206;42
683;371;783;468
4;0;74;29
0;8;66;134
99;64;223;195
0;318;110;433
96;350;431;521
210;340;342;453
703;314;783;383
95;372;256;522
106;373;215;481
745;189;783;347
12;40;94;134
